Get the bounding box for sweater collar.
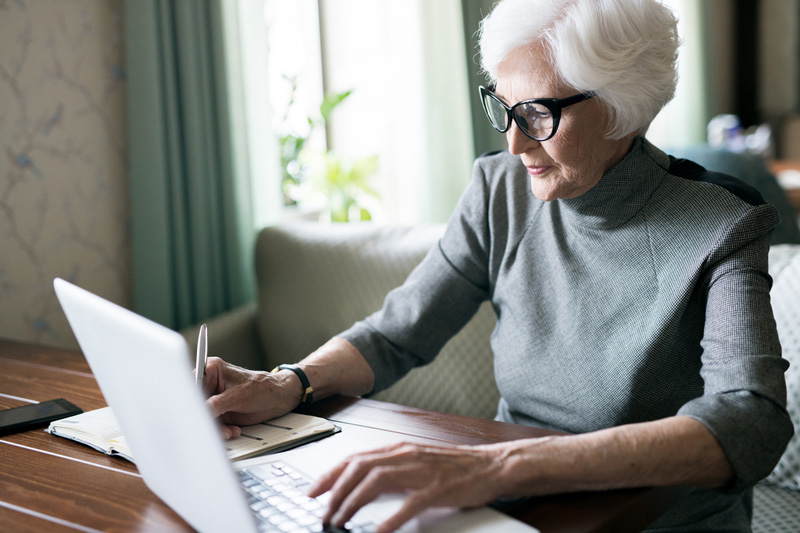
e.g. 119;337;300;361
557;137;671;229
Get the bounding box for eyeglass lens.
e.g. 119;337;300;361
483;92;555;141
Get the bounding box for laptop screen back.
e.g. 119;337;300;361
54;278;256;533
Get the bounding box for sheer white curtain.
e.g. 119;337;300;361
318;0;475;224
220;0;283;230
646;0;709;149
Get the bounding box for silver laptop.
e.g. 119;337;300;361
54;278;538;533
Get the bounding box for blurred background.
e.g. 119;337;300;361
1;0;799;349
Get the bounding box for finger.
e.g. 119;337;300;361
308;443;407;500
201;357;227;396
321;457;376;524
203;356;224;377
328;466;391;527
220;424;241;439
307;461;348;498
206;389;234;418
376;491;431;533
330;443;498;528
204;361;258;418
321;443;426;521
330;464;427;528
208;389;262;423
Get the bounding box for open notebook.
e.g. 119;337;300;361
47;406;338;463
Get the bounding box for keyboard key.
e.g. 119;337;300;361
277;520;299;532
267;496;285;506
248;465;276;480
302;500;322;511
268;514;286;526
276;501;293;513
296;515;318;527
259;506;278;518
251;500;272;512
286;508;308;520
241;463;374;533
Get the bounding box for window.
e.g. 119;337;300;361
236;0;475;226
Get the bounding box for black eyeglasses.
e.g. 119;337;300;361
479;85;595;142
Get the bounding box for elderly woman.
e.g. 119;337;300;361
204;0;793;531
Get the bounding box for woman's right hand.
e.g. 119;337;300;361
203;357;302;438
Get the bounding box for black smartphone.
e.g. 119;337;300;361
0;398;83;436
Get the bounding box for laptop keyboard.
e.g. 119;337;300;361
239;462;376;533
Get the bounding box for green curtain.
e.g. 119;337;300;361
124;0;256;330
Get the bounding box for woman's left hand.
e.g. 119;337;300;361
307;441;507;533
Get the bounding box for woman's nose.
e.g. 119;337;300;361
506;121;540;155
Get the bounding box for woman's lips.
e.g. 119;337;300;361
526;165;550;175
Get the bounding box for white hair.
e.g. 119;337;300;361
479;0;680;139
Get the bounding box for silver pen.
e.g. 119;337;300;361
195;323;208;387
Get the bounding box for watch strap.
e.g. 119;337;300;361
271;364;313;405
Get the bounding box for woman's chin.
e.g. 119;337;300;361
529;179;562;202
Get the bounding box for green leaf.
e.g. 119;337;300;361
320;90;352;122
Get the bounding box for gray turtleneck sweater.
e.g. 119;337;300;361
339;137;793;531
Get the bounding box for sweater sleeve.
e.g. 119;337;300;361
338;159;494;393
677;203;794;491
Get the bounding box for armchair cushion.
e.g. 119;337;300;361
753;483;800;532
254;223;500;418
765;244;800;490
752;244;800;532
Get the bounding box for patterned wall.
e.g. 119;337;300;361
0;0;129;349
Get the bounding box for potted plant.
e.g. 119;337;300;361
278;84;380;221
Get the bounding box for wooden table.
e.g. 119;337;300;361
0;339;684;532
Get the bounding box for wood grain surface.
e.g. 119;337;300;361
0;339;683;532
